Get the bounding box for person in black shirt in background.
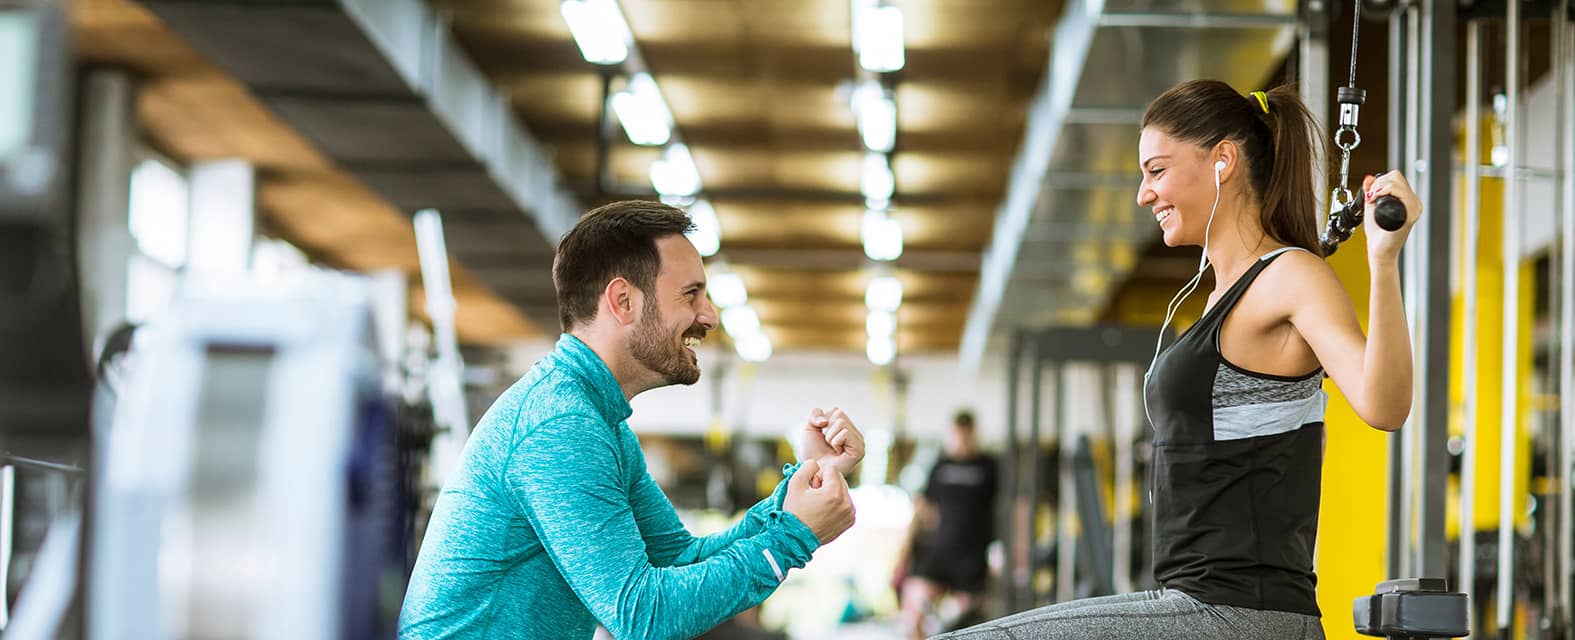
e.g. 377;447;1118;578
894;410;998;640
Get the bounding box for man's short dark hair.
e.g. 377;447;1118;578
553;200;695;331
953;410;975;430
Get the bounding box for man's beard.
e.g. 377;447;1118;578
629;298;701;386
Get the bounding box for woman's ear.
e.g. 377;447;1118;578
1212;140;1240;181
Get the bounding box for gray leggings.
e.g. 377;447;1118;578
931;589;1325;640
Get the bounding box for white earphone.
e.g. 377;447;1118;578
1143;158;1228;426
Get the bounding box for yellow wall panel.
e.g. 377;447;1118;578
1315;227;1390;639
1446;173;1535;536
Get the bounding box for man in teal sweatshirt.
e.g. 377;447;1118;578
399;200;864;639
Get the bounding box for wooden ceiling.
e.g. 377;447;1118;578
68;0;1063;353
433;0;1061;353
70;0;539;344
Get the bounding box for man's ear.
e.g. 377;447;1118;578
603;277;640;327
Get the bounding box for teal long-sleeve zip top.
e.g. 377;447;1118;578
399;334;821;639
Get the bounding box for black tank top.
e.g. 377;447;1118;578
1143;247;1326;617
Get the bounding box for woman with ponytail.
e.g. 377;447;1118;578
935;80;1421;639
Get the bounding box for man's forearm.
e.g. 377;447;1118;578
670;465;800;564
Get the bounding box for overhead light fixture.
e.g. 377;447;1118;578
685;199;721;257
860;152;893;209
851;0;875;53
861;208;903;261
559;0;632;66
855;3;904;73
852;81;896;153
866;334;896;366
611;73;672;146
707;268;748;308
865;275;903;312
721;305;761;336
735;330;773;363
866;309;896;338
651;144;701;197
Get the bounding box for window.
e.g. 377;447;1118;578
125;157;189;323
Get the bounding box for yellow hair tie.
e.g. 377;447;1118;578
1250;91;1269;114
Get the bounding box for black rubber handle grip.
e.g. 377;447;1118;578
1373;195;1406;231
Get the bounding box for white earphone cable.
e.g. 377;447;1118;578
1143;160;1225;427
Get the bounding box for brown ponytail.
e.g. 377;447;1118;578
1141;80;1326;257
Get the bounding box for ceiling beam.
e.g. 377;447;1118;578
583;183;969;207
466;38;1046;89
745;286;976;307
441;222;558;257
462;267;555;293
721;247;980;273
1097;11;1300;29
959;0;1104;373
762;325;962;352
1044;171;1143;190
1064;106;1145;125
522;118;1020;157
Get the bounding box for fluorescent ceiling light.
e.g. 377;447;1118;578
721;305;761;336
685;199;721;257
866;334;896;366
708;269;748;308
560;0;631;66
861;208;902;261
651;144;701;197
852;81;896;153
860;152;893;207
611;73;672;145
856;4;904;72
866;309;896;338
735;330;773;363
850;0;876;53
865;275;903;312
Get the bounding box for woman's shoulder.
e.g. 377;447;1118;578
1264;246;1333;275
1254;247;1347;312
